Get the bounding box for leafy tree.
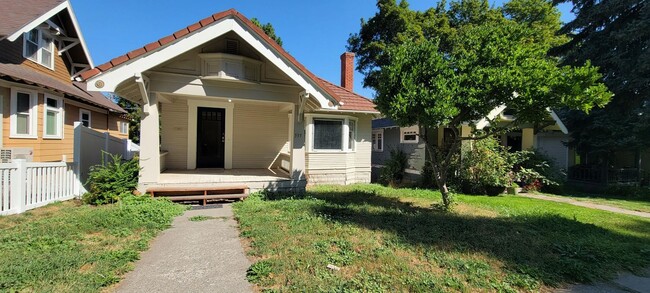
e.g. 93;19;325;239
109;94;142;144
348;0;611;208
551;0;649;156
251;18;283;46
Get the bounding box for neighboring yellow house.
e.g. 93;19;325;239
0;0;128;163
80;9;379;192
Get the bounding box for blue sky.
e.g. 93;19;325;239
71;0;574;99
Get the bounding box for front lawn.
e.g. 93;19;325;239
0;196;186;292
234;184;650;292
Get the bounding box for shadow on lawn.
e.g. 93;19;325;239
294;189;650;286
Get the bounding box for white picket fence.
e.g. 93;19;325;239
0;160;80;215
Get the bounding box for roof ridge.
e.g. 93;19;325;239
317;77;375;103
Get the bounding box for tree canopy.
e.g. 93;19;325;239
552;0;649;155
251;18;283;46
348;0;611;207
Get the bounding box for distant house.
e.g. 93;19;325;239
80;9;379;193
0;0;128;163
372;108;570;179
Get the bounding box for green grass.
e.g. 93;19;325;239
0;196;186;292
540;193;650;213
233;184;650;292
189;215;217;222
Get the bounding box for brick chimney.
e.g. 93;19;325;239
340;52;355;91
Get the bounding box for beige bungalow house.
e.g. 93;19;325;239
81;9;379;193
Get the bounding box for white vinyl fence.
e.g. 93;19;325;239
0;160;80;215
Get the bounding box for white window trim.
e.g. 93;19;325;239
119;121;129;135
42;94;64;139
10;88;38;139
305;114;357;153
186;99;234;170
400;125;419;144
348;119;357;151
22;28;55;70
372;129;384;152
79;109;91;128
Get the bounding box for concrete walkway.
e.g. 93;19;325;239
520;193;650;218
557;268;650;293
115;204;252;293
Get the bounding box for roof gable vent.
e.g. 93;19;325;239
225;39;239;55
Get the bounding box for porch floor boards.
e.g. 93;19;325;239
159;168;290;184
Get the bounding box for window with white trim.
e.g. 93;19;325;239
348;120;356;150
80;109;91;128
313;118;343;150
372;129;384;152
400;126;419;144
43;95;63;138
23;28;54;69
119;121;129;135
10;88;38;138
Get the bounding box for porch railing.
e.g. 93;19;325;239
568;165;644;185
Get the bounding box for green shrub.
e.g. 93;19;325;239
84;153;139;205
456;137;520;195
517;150;565;193
379;148;409;186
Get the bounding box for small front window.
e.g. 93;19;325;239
119;121;129;135
10;88;37;138
313;119;343;150
43;96;63;138
80;109;91;128
23;29;54;69
400;126;419;144
372;130;384;152
348;120;356;150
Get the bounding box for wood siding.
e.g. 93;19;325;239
306;115;372;185
1;85;128;162
161;99;189;169
232;102;289;168
0;36;72;83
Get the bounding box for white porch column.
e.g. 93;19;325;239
139;93;160;186
290;105;306;181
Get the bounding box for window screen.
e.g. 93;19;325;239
313;119;342;150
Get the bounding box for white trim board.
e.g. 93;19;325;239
86;17;337;110
186;99;234;170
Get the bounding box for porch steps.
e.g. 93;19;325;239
147;185;249;206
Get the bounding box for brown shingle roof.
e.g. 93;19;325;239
79;9;378;113
0;63;125;112
0;0;66;38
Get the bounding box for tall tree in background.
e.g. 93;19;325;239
251;18;283;46
348;0;611;208
108;94;141;144
551;0;649;156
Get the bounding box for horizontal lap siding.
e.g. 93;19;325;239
0;37;71;83
1;86;118;162
306;115;372;185
233;103;289;168
161;100;188;169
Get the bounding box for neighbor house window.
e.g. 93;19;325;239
79;109;91;127
372;129;384;152
43;95;63;138
348;120;356;150
313;119;343;150
119;121;129;135
23;28;54;69
400;126;419;143
10;88;38;138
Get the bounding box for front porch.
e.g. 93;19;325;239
153;168;303;192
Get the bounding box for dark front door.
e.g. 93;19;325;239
196;107;225;168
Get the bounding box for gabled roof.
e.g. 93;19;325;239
0;0;65;38
80;9;378;113
0;63;125;113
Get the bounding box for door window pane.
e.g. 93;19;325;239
313;119;342;150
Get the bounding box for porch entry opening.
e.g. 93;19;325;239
196;107;225;168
